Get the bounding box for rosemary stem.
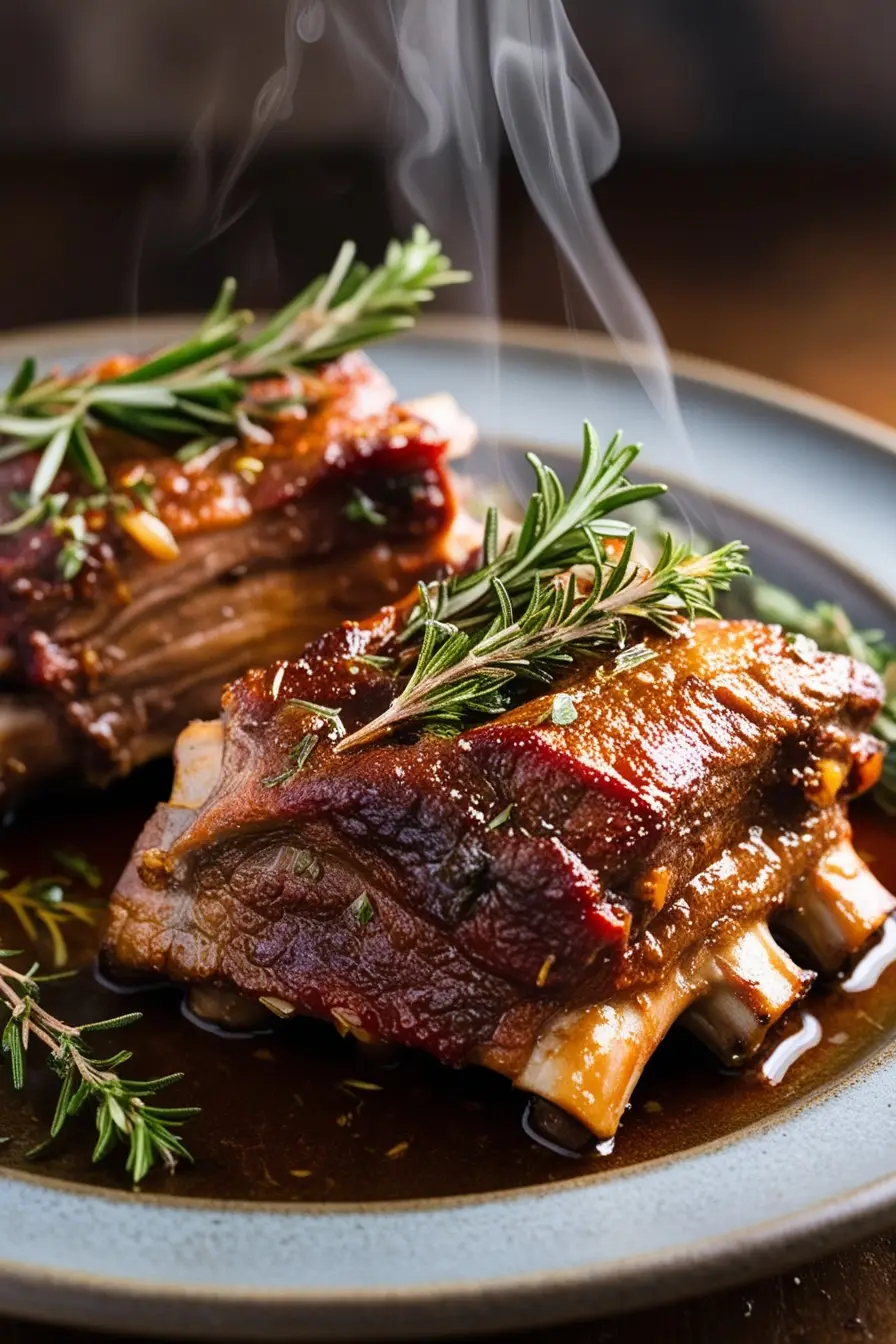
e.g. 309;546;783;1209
0;973;58;1054
336;558;692;754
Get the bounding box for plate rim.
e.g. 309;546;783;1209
3;1166;896;1342
0;317;894;1338
1;311;895;467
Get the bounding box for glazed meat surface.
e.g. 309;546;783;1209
0;351;473;797
105;614;892;1134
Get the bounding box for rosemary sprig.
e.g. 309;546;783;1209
0;226;468;559
749;582;896;813
400;424;666;640
333;427;749;753
0;954;197;1184
0;871;101;969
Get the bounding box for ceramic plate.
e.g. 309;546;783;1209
0;317;893;1340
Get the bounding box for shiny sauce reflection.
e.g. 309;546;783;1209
0;772;892;1203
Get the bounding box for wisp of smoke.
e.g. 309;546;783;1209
188;0;700;494
319;0;691;459
488;0;690;450
207;0;322;239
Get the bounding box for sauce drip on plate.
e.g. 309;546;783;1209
0;767;892;1203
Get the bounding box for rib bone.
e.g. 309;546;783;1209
775;838;896;973
186;985;271;1033
516;832;895;1137
169;719;224;810
516;963;704;1139
683;921;813;1063
0;695;70;799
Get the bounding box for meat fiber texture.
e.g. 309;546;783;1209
105;614;886;1073
0;351;472;795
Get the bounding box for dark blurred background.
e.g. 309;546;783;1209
1;0;896;421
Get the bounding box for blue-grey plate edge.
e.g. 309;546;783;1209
0;315;892;1339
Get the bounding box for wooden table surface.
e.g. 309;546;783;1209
0;156;895;1343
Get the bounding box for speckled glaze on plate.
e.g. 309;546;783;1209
0;317;893;1341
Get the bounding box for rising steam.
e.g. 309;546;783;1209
193;0;692;464
322;0;690;452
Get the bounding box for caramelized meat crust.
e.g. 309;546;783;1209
105;616;889;1100
0;352;471;795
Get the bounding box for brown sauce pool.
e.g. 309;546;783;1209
0;765;893;1204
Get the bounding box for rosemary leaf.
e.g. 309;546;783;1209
334;429;750;754
0;228;467;544
0;953;197;1183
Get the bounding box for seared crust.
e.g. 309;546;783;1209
0;352;467;792
104;616;886;1067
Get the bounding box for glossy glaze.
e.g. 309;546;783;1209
0;762;891;1203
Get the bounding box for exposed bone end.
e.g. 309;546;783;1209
169;719;225;810
515;966;702;1139
516;918;816;1138
683;921;813;1064
403;393;478;460
522;1096;596;1157
187;985;272;1033
0;695;71;798
776;838;896;973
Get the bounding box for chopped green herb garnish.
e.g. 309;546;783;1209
550;693;577;726
293;849;322;881
345;490;387;528
52;513;98;582
262;734;318;787
349;893;375;927
487;803;513;830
